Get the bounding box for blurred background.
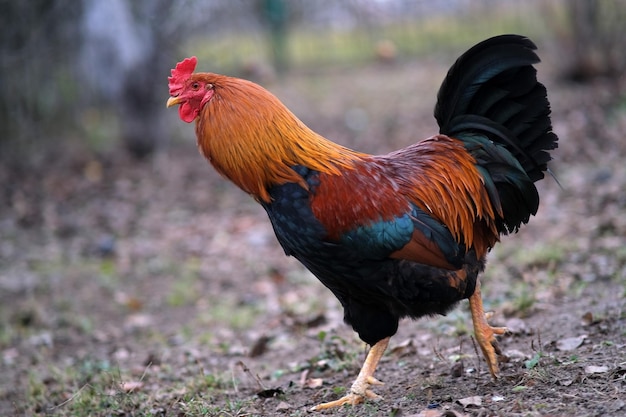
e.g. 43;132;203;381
1;1;626;415
1;0;624;160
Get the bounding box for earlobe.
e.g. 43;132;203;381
201;89;215;108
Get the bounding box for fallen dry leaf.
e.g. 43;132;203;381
275;401;291;411
558;378;576;386
556;335;587;351
298;369;323;389
457;396;482;408
405;409;468;417
120;381;143;393
303;377;324;389
391;338;415;356
585;365;609;374
404;410;445;417
124;313;152;329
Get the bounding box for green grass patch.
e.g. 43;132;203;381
21;360;146;416
513;243;567;269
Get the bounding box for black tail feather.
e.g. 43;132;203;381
435;34;558;234
435;34;558;183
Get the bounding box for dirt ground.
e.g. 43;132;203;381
1;57;625;417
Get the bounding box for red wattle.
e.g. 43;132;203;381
179;102;198;123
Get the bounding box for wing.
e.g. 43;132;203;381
339;204;465;270
308;161;465;270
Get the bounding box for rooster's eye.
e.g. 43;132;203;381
191;82;200;90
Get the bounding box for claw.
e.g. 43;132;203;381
476;321;508;378
311;388;383;411
366;376;384;386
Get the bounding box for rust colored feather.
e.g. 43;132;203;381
389;230;459;270
310;159;411;239
193;75;365;202
386;136;500;257
310;135;499;258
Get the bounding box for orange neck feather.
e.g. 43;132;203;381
195;76;365;202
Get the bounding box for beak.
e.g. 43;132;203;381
166;96;182;108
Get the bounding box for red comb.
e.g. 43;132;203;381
168;56;198;95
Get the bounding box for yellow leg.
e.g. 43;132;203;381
311;337;389;411
469;279;507;378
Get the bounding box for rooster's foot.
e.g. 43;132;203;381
310;376;384;410
310;338;389;411
469;282;508;378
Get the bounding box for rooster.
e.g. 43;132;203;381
166;35;558;410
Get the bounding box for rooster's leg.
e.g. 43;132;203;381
469;279;507;378
311;337;389;411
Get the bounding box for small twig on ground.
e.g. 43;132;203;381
48;383;92;411
236;360;267;391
